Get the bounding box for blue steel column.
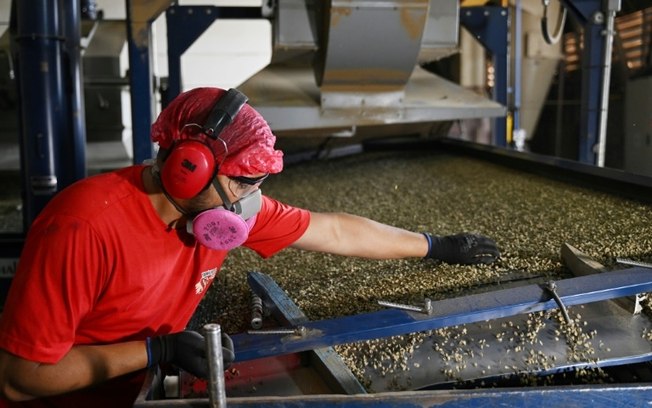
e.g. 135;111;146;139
491;10;509;148
579;9;603;165
61;0;87;187
562;0;605;164
126;0;155;164
460;7;510;147
513;0;522;133
11;0;66;229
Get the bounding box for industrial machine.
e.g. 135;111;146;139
132;229;652;406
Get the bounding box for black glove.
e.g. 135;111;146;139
423;233;500;265
147;330;235;379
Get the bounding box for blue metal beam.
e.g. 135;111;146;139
61;0;87;187
11;0;88;228
10;0;68;231
561;0;606;165
126;0;156;164
233;267;652;362
460;6;510;147
133;385;652;407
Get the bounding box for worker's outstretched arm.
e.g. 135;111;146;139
292;212;499;264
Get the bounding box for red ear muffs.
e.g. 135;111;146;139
160;141;216;199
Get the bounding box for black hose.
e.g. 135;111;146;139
541;0;568;45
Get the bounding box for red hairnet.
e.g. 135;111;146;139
151;87;283;176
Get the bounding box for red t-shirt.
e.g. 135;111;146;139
0;165;310;407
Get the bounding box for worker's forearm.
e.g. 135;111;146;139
1;341;148;401
294;212;429;259
335;213;428;258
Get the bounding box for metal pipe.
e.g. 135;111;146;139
125;0;156;164
62;0;87;186
513;0;522;132
204;324;227;408
11;0;66;227
596;0;620;167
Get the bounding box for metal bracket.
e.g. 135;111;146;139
544;280;572;325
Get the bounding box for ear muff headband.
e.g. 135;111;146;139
160;89;248;199
203;88;248;139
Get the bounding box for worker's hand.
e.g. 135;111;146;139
424;233;500;265
147;331;235;379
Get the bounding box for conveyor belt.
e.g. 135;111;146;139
233;268;652;390
365;300;652;391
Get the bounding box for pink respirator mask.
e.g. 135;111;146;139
187;188;262;251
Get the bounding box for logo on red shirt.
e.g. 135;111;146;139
195;267;217;294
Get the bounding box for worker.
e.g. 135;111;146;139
0;87;499;407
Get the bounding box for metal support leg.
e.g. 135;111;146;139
562;0;620;165
460;6;510;147
204;323;227;408
12;0;65;227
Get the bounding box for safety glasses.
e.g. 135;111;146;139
227;174;268;200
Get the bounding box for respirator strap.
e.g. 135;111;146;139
151;165;191;216
212;178;234;211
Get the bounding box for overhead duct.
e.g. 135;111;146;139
239;0;505;137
